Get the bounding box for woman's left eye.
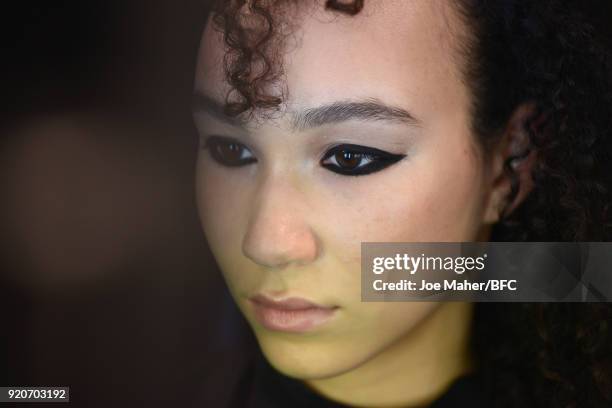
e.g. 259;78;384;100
320;144;406;176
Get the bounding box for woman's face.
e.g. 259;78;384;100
194;0;499;380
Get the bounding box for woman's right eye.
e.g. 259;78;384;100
203;136;257;167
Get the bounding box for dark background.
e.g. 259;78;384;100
0;1;250;407
1;1;612;407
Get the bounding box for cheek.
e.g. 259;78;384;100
196;155;252;242
357;302;437;342
195;157;256;286
308;134;486;294
196;158;229;243
314;138;485;251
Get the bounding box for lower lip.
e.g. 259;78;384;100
249;301;337;333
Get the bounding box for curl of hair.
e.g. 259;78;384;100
210;0;286;117
207;0;612;406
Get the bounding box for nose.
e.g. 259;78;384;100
242;177;320;269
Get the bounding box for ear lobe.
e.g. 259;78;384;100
484;103;540;224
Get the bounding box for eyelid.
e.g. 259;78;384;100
202;134;243;148
202;135;257;167
204;135;256;153
319;143;407;176
320;143;404;160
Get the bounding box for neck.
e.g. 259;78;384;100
304;302;474;407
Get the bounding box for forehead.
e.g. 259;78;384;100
195;0;469;123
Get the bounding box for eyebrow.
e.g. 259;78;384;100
192;92;247;127
192;91;421;131
292;99;420;131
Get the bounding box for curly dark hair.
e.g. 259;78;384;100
207;0;612;406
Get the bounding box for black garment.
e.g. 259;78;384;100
232;348;491;408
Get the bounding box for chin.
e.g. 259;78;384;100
256;332;369;380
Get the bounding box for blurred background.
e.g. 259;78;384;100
1;1;253;407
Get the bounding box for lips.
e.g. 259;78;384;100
249;294;338;333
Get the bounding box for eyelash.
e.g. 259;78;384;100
320;143;406;176
203;136;256;167
202;136;406;176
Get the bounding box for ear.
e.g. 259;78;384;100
483;103;540;224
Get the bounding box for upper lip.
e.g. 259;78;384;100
250;294;336;310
